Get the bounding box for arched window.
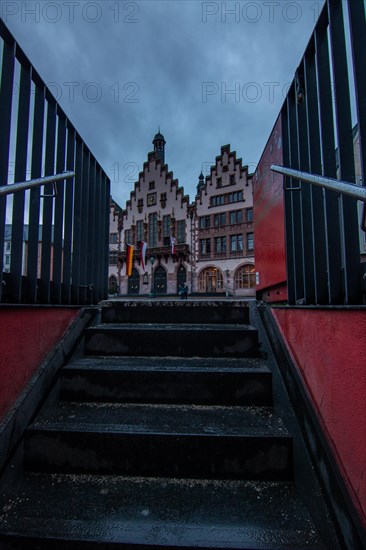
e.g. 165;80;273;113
235;265;256;289
198;267;224;293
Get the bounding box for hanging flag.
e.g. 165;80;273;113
140;241;147;271
170;236;176;255
126;244;134;276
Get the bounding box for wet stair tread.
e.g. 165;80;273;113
0;473;325;549
63;356;270;372
29;403;288;437
86;323;257;331
60;358;273;406
84;323;259;358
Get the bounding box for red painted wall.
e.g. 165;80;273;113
273;307;366;527
0;307;80;421
253;115;288;302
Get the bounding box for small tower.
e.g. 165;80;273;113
197;171;205;193
152;129;166;163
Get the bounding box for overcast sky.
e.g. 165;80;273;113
3;0;325;207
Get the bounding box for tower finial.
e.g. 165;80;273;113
152;129;166;163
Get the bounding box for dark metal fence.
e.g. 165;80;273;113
0;19;110;305
281;0;366;305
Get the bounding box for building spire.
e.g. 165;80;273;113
152;129;166;163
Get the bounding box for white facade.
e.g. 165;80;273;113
118;133;191;296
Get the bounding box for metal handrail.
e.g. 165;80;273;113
0;171;75;197
271;165;366;202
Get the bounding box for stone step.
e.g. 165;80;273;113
101;301;250;325
0;473;326;549
24;403;292;480
84;323;259;358
60;357;272;406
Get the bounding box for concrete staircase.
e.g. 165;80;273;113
0;301;339;549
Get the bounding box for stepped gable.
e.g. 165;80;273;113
196;144;253;202
122;148;190;227
110;197;122;226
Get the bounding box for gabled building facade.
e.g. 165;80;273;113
119;132;191;295
193;145;255;296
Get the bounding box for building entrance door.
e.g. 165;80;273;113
128;268;140;295
199;267;223;293
177;265;186;294
154;265;167;294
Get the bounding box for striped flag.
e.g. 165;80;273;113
170;236;176;255
126;244;134;276
140;241;147;271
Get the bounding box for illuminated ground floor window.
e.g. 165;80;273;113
199;267;224;292
235;264;256;289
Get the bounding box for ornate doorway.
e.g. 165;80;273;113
199;267;223;293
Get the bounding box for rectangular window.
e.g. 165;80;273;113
5;255;10;266
109;251;118;265
199;238;211;255
230;210;243;224
214;236;226;253
217;177;222;188
247;208;253;222
214;212;226;226
109;233;118;244
230;234;243;252
136;220;144;242
247;232;254;251
199;216;210;228
160;193;167;202
149;181;155;190
138;198;143;208
6;242;10;251
228;191;243;203
163;215;171;237
125;229;132;245
230;174;235;185
177;220;186;243
149;213;157;247
211;195;225;207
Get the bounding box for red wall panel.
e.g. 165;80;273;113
0;307;80;421
253;115;287;302
273;307;366;527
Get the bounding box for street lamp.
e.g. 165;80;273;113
149;255;155;297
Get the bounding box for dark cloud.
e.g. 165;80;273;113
4;0;324;206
